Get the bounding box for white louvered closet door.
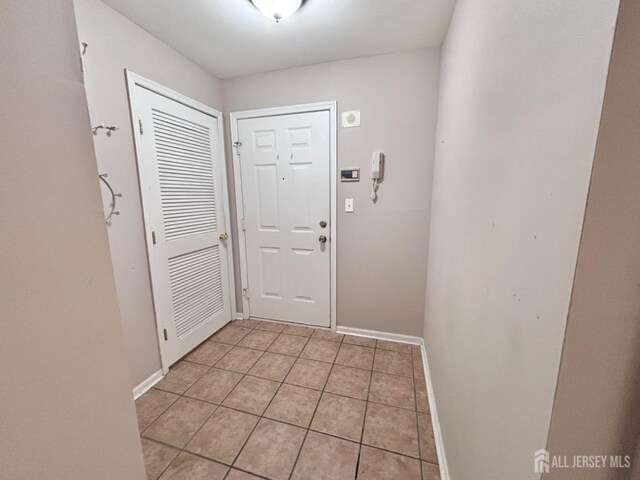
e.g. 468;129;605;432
134;86;232;367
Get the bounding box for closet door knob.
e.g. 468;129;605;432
219;232;229;241
318;235;327;244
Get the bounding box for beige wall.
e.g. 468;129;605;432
545;0;640;477
223;49;440;336
0;0;145;478
423;0;619;478
74;0;224;387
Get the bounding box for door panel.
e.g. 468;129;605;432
134;86;232;367
238;111;330;327
290;163;313;229
260;247;282;297
154;110;218;242
168;246;224;339
256;165;280;229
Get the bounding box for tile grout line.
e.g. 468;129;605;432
188;336;383;371
140;379;208;439
287;333;343;480
143;395;430;464
226;367;290;475
150;400;218;478
140;320;438;479
208;322;276;473
353;342;378;477
229;330;331;478
207;321;317;478
187;322;267;478
143;425;429;469
151;371;425;452
138;391;182;439
154;333;261;479
154;363;424;442
149;321;265;480
166;364;420;412
216;336;267;369
140;437;271;480
143;402;428;472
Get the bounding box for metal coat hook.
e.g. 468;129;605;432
98;173;122;225
92;123;119;136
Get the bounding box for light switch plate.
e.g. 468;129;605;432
345;198;354;213
341;110;361;128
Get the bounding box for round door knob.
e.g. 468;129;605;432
219;232;229;241
318;235;327;244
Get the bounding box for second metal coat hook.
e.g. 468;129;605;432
92;123;119;136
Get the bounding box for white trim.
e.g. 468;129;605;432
420;342;450;480
125;70;237;373
336;326;423;345
336;326;450;479
230;101;338;331
132;370;164;400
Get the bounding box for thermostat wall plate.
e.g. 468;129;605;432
341;110;361;128
341;169;360;182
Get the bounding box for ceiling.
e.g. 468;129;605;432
100;0;456;79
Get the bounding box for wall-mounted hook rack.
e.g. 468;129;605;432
92;123;119;136
98;173;122;225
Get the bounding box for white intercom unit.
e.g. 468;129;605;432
371;152;385;201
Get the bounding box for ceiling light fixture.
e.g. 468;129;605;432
251;0;303;23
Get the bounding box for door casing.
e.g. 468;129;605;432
126;70;237;373
230;102;337;331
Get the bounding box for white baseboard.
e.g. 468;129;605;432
133;369;164;400
420;341;450;480
335;326;422;345
336;325;449;480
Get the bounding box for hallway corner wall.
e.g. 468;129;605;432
74;0;225;387
545;0;640;477
422;0;619;477
0;0;146;477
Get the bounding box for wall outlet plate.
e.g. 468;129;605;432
341;110;361;128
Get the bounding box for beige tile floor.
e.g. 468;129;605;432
135;319;441;480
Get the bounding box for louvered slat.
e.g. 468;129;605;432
153;110;209;134
168;246;224;339
152;108;217;240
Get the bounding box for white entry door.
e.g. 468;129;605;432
237;111;331;327
130;80;233;368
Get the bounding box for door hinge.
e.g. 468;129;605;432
242;288;249;299
151;231;156;245
241;218;246;231
163;328;168;341
233;141;242;148
138;118;144;135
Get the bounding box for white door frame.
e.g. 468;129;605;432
126;70;237;373
230;102;337;331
